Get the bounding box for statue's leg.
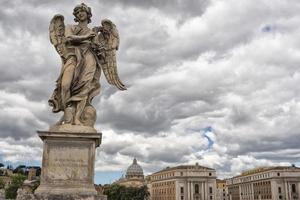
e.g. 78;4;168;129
73;51;97;126
74;99;86;125
61;57;76;109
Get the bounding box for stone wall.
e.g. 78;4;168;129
0;189;5;199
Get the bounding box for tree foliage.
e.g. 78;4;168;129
5;174;26;199
104;184;149;200
13;165;26;175
0;178;5;189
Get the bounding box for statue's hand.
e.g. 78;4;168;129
92;26;101;33
86;32;96;39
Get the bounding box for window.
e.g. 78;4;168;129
292;184;296;193
209;172;212;176
195;184;199;194
181;187;184;194
180;172;183;176
209;187;213;194
277;173;280;176
278;187;281;193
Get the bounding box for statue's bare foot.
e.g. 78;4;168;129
74;119;83;126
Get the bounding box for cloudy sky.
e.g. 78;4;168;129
1;0;300;184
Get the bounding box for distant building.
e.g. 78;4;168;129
0;168;13;188
147;163;217;200
226;166;300;200
115;158;145;188
0;168;13;177
216;179;228;200
0;166;40;189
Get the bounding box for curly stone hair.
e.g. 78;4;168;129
73;3;92;23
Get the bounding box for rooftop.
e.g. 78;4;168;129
151;163;214;175
236;166;300;177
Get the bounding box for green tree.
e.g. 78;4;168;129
5;174;26;199
0;177;5;189
104;184;150;200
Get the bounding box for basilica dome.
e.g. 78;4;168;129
126;158;144;179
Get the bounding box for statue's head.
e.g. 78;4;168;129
73;3;92;23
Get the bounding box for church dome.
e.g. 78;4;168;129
126;158;144;179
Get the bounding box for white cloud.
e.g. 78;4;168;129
0;0;300;180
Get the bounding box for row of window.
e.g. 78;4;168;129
180;185;213;194
229;182;299;200
152;197;175;200
152;172;176;180
230;172;282;184
153;181;175;187
152;187;175;195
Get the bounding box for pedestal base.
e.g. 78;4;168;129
35;131;102;196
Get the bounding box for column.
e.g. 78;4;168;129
201;182;204;200
190;181;193;200
205;181;208;200
285;181;290;200
187;181;190;200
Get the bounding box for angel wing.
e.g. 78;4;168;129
49;14;67;60
98;19;126;91
48;14;68;113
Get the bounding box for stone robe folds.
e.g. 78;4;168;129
49;24;101;113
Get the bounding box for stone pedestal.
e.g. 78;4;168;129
35;131;102;197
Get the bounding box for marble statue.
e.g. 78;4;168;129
30;4;108;199
48;3;126;131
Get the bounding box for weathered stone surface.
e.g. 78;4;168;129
35;131;101;196
49;124;97;134
17;194;107;200
0;189;5;199
48;3;126;127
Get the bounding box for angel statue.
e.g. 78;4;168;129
48;3;126;132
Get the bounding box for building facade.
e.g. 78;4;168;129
216;179;228;200
147;163;217;200
115;158;145;188
226;166;300;200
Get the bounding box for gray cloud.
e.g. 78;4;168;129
102;0;210;19
1;0;300;180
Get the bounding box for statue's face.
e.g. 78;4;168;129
76;9;88;22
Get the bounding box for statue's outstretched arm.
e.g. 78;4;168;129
66;33;96;43
64;25;96;43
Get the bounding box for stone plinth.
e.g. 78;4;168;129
35;131;102;196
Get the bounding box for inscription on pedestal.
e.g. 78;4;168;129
47;144;90;181
35;131;101;196
44;140;94;184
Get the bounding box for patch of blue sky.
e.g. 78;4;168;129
0;159;41;168
203;126;214;149
261;25;274;32
187;126;214;150
94;171;123;185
